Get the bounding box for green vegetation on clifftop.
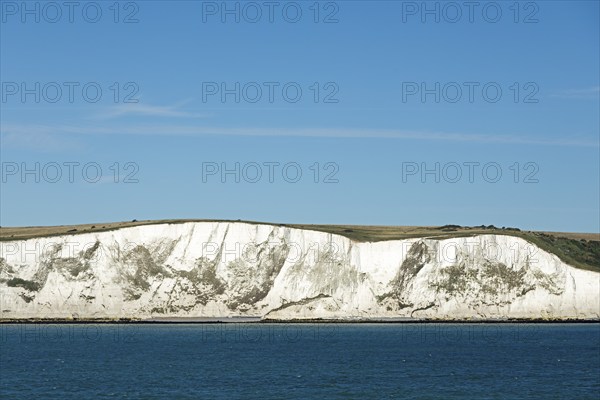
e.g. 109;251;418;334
1;220;598;272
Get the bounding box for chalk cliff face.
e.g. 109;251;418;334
0;222;598;320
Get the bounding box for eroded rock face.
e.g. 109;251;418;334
0;222;598;320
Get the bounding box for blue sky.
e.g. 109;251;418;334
1;0;598;232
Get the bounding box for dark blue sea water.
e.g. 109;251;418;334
1;323;599;399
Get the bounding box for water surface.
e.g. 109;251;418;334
1;323;598;399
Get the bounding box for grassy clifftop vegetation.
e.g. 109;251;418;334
1;220;598;272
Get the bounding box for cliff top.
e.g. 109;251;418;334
1;219;599;272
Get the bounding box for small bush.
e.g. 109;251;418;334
6;277;40;291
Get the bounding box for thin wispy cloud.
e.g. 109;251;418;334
96;102;210;119
551;86;600;99
2;123;597;148
0;128;83;152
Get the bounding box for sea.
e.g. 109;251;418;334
1;323;599;399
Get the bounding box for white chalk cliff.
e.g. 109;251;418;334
0;222;598;320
